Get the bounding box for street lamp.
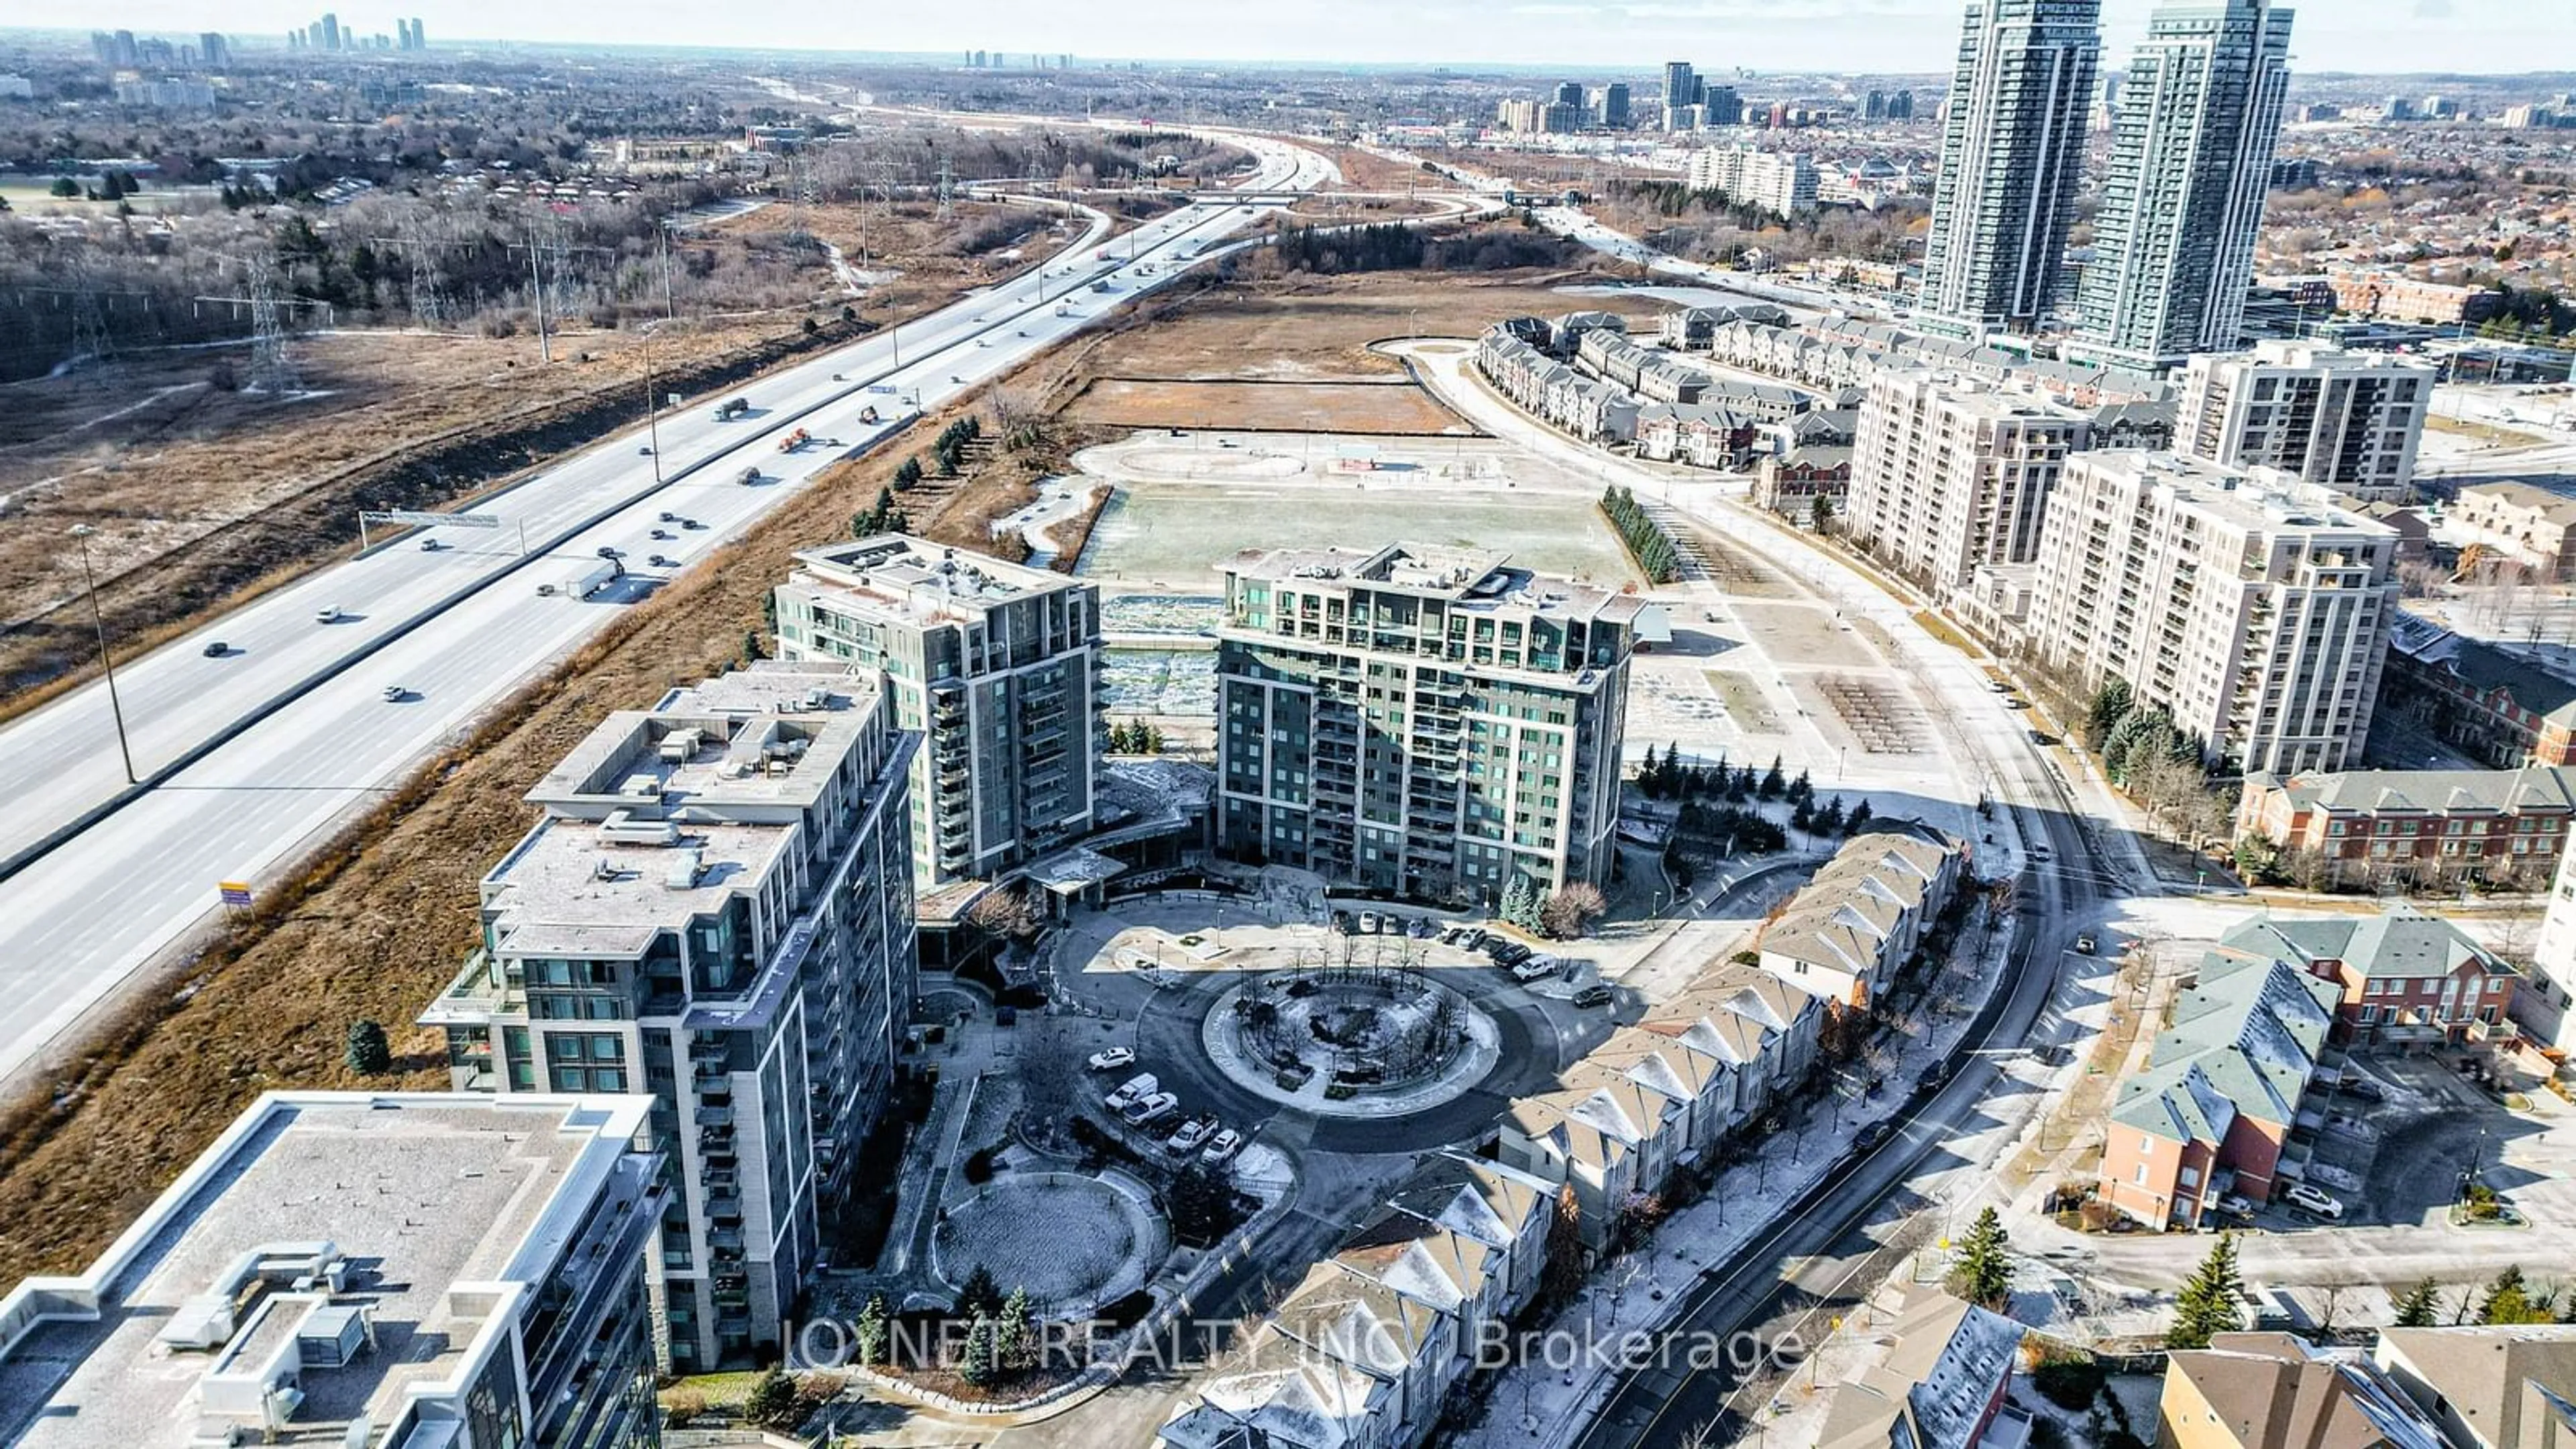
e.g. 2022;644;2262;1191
68;525;137;784
639;325;665;484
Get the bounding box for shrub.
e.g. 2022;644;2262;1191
963;1147;997;1184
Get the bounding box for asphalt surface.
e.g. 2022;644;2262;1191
0;136;1339;1085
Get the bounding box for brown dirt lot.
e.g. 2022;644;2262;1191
1319;146;1445;193
1064;378;1462;435
1075;272;1660;381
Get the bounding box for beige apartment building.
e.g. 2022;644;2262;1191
2178;341;2433;503
2029;454;2398;774
1847;372;2091;595
2450;481;2576;582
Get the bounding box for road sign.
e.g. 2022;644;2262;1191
361;509;503;530
218;880;254;909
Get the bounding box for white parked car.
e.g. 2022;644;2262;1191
1103;1073;1157;1113
1201;1128;1244;1166
1165;1118;1212;1155
1087;1047;1137;1073
1513;955;1560;982
2282;1183;2345;1220
1123;1092;1180;1127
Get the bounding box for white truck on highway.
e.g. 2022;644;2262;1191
538;560;623;600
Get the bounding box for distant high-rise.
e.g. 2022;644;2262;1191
1703;84;1742;125
1596;81;1631;128
410;15;425;48
199;31;227;68
319;11;339;49
1916;0;2102;338
2072;1;2295;374
1553;80;1582;109
1662;59;1700;129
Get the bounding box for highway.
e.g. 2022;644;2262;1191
0;134;1335;1085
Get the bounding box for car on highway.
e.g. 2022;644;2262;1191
381;684;409;702
650;529;674;540
1087;1047;1136;1072
648;554;676;568
1122;1092;1180;1128
1165;1118;1212;1155
637;444;653;455
950;374;964;384
1854;1121;1895;1150
737;467;760;486
202;641;228;657
595;545;620;559
2282;1183;2345;1220
1103;1073;1157;1113
680;518;704;530
315;606;344;624
659;512;680;523
418;537;441;551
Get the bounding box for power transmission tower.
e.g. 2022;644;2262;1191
935;158;956;221
67;256;111;368
245;260;299;394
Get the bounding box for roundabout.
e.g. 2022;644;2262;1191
1199;967;1499;1118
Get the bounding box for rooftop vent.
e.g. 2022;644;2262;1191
663;847;704;891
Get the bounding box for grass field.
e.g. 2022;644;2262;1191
1066;378;1462;435
1075;478;1639;588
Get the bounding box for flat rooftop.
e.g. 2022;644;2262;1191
1224;543;1649;625
0;1093;651;1449
790;533;1086;623
2080;452;2394;537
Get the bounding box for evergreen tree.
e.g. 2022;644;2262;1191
894;456;924;490
957;1263;1002;1319
743;1368;804;1429
1144;724;1165;752
855;1291;890;1364
2480;1265;2555;1324
1638;743;1662;797
2167;1235;2247;1349
1788;768;1813;804
2087;677;2134;742
958;1312;1000;1386
1760;757;1786;800
1847;800;1875;835
996;1286;1034;1374
343;1020;392;1075
2392;1278;2440;1328
1817;797;1847;835
1946;1207;2013;1310
1791;798;1814;833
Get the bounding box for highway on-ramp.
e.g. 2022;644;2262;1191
0;135;1334;1085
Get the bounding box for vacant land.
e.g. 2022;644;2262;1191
1079;274;1660;380
1318;145;1444;194
1067;378;1461;434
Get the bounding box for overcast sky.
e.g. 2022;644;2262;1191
58;1;2571;75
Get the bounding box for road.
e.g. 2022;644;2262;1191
0;135;1338;1086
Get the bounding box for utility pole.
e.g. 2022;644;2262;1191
518;227;553;364
640;325;665;483
68;525;137;784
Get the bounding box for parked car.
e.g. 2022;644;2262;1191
2282;1183;2345;1220
1123;1092;1180;1128
1087;1047;1136;1072
1357;910;1381;934
1201;1128;1244;1166
1854;1121;1894;1150
1164;1118;1213;1155
2338;1075;2387;1103
1104;1073;1157;1112
1512;956;1560;983
1491;942;1534;967
1570;983;1614;1008
1332;910;1354;936
1408;917;1436;938
2214;1193;2258;1221
2073;933;2098;955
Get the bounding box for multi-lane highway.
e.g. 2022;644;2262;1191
0;134;1334;1083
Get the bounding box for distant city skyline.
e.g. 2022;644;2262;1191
15;1;2561;76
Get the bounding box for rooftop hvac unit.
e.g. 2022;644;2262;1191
663;849;704;891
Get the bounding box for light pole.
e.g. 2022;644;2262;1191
639;325;665;484
69;525;137;784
